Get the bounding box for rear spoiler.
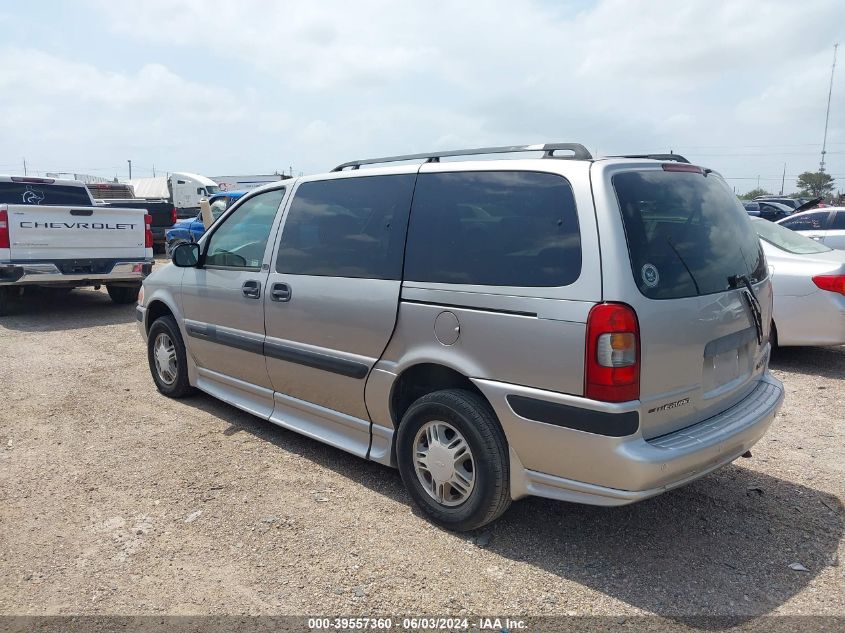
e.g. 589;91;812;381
609;153;691;164
793;197;824;214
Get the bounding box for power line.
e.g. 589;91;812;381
681;151;845;157
634;142;845;151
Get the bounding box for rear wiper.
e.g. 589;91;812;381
666;237;701;295
729;274;763;345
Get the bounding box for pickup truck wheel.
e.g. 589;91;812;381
0;287;9;316
396;389;511;532
147;316;194;398
106;285;140;304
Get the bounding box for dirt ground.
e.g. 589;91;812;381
0;286;842;623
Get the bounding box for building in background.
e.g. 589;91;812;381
210;174;289;192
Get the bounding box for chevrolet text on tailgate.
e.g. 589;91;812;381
137;143;785;531
0;175;155;315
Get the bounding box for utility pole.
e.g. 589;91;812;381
152;164;156;177
127;159;132;179
820;43;838;172
22;158;27;176
757;175;760;189
780;163;786;195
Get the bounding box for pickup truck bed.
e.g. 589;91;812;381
99;198;176;250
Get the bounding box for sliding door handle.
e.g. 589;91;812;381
271;282;292;302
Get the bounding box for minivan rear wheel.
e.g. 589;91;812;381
147;315;195;398
397;389;510;531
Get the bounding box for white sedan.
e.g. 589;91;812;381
776;207;845;249
753;218;845;347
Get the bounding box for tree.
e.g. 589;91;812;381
739;188;771;200
796;171;835;198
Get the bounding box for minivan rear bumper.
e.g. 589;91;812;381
474;373;784;506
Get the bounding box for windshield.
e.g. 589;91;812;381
205;185;220;195
613;170;767;299
210;199;228;219
752;217;832;254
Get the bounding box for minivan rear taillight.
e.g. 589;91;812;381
144;214;153;248
585;303;640;402
0;210;9;248
812;275;845;296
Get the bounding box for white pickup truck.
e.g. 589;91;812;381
0;175;154;315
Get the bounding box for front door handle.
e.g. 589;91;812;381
242;280;261;299
271;282;292;302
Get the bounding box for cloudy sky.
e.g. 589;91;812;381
0;0;842;194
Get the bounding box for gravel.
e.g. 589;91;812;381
0;286;842;619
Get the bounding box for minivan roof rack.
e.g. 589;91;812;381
331;143;593;171
612;153;690;164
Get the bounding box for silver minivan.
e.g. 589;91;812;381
137;144;784;531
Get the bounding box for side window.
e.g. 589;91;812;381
275;175;415;279
404;171;581;287
781;212;829;231
205;188;285;268
830;211;845;230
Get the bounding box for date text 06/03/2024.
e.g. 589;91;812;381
307;617;527;630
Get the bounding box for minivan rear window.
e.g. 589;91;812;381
404;171;581;287
613;170;766;299
0;182;92;206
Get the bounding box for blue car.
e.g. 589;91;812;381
165;191;246;256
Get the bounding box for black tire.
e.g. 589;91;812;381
396;389;511;531
106;284;140;304
0;287;8;316
147;315;195;398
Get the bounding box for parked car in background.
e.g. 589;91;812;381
752;218;845;347
164;191;245;256
746;200;792;221
137;143;783;531
208;191;247;214
755;196;824;210
743;201;761;216
86;182;136;200
0;175;154;314
776;207;845;249
99;198;177;252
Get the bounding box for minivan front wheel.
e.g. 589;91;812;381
397;389;511;531
147;316;194;398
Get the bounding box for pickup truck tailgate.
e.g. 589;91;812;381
5;204;147;260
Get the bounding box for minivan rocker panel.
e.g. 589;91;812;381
138;144;784;531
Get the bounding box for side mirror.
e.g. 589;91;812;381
172;242;200;267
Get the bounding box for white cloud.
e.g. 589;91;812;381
3;0;844;191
